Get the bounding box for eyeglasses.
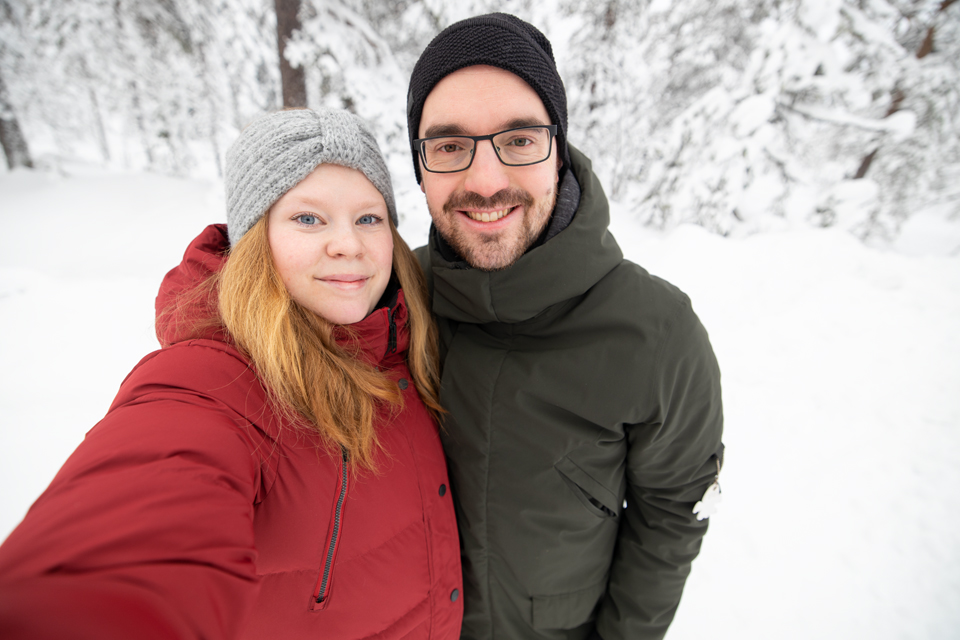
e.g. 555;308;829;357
414;125;558;174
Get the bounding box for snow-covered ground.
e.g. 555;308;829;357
1;166;959;638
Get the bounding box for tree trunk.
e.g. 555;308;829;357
853;0;957;180
852;0;958;179
853;148;878;180
0;71;33;170
129;80;154;165
853;89;903;179
275;0;307;108
88;88;111;163
917;0;957;59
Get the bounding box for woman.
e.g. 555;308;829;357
0;108;462;640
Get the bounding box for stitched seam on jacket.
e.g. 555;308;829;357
255;516;426;577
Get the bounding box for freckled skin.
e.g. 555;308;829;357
419;65;560;271
268;164;394;325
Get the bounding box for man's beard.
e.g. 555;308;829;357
431;186;556;272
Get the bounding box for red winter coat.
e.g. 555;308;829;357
0;224;462;640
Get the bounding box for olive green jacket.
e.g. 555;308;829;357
415;147;724;640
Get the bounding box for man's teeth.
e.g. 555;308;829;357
466;208;511;222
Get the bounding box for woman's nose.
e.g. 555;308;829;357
326;225;364;257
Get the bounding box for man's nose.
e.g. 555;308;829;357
463;139;509;198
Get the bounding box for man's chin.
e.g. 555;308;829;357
435;225;518;271
465;249;522;272
432;202;551;271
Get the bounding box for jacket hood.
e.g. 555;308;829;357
155;223;409;365
155;224;231;347
425;145;623;324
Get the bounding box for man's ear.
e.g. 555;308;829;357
420;180;425;194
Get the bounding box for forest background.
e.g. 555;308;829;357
2;0;959;243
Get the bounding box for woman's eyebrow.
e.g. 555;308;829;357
288;197;386;211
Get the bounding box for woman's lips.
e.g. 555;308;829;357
318;275;370;290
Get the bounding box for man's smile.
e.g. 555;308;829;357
461;206;516;223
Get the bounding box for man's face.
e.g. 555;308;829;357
418;65;560;271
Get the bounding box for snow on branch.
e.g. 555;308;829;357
778;102;917;140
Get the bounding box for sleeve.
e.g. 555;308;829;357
0;347;266;640
595;297;725;640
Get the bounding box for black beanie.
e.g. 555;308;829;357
406;12;570;184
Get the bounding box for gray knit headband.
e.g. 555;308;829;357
225;108;398;246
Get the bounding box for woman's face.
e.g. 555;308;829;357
267;164;394;325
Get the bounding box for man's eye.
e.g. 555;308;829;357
295;214;319;225
437;142;464;153
357;214;382;225
506;137;532;147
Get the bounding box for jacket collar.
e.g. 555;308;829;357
335;289;409;368
425;145;623;325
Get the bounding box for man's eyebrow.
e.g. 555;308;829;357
423;124;469;138
500;117;549;130
422;117;551;138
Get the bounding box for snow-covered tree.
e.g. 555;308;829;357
275;0;307;107
0;0;33;169
561;0;758;200
1;0;956;242
559;0;960;239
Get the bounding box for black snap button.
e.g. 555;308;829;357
439;484;447;497
450;588;459;602
398;378;408;390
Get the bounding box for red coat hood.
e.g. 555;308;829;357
155;223;409;366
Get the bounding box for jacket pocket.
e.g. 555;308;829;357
555;456;619;519
531;580;607;630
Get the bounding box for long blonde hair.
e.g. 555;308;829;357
212;215;441;469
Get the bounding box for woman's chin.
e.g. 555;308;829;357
311;302;377;326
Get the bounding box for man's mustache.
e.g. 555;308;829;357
443;188;534;213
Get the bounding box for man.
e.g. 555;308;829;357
407;13;724;640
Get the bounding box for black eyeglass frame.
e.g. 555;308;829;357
414;125;558;174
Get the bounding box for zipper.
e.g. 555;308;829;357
313;448;349;607
386;306;398;356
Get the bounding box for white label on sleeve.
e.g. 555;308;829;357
693;480;721;521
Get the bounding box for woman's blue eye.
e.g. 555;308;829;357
357;214;381;225
296;214;319;225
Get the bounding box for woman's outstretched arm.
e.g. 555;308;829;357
0;342;268;640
